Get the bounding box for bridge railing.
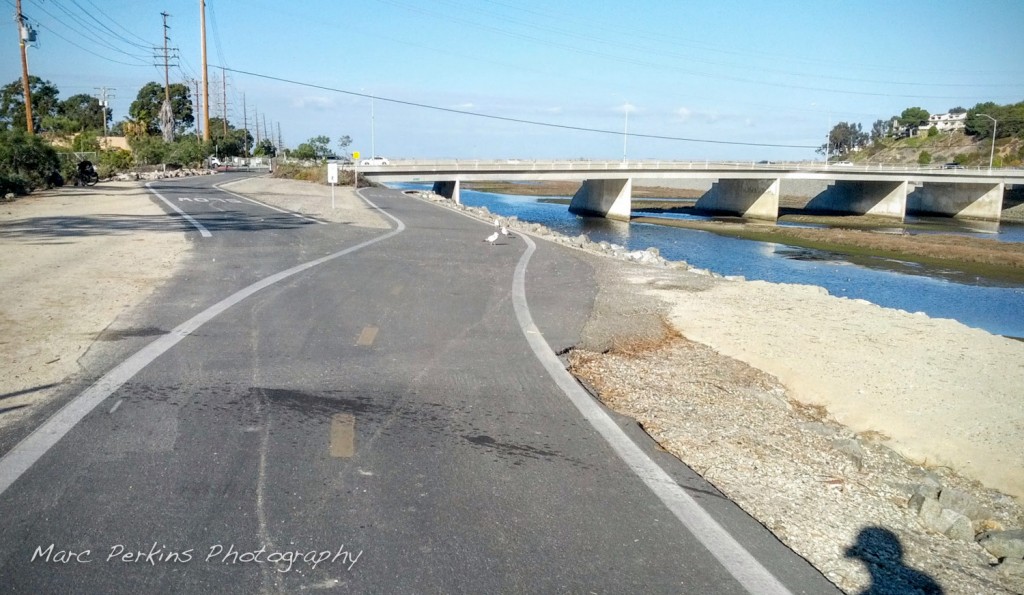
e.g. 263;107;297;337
364;159;1019;176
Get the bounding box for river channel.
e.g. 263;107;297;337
396;184;1024;339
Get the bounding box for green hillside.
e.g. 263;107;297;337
849;132;1023;168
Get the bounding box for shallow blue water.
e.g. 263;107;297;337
396;184;1024;338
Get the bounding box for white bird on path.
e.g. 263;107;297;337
484;231;499;245
501;226;512;238
493;219;500;227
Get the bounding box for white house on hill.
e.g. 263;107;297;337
918;112;967;135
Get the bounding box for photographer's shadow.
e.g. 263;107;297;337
845;527;943;594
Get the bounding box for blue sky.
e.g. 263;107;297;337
3;0;1023;161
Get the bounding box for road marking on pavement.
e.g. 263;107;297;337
511;233;792;595
356;326;379;346
213;181;326;225
145;182;212;237
330;414;356;458
0;189;405;499
108;399;123;414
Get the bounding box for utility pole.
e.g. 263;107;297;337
252;105;260;146
221;66;228;136
262;114;268;146
192;78;201;140
15;0;33;135
276;122;283;152
94;86;115;145
242;93;248;157
161;12;171;104
200;0;210;142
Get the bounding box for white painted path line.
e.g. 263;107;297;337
511;235;792;594
145;181;212;237
0;189;404;498
396;190;793;593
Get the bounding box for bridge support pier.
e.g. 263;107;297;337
568;178;632;221
695;178;780;221
432;180;461;204
909;182;1004;221
807;181;908;220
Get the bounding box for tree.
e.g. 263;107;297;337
128;82;194;136
870;119;890;142
898;107;930;129
292;143;317;160
207;117;253;158
47;92;108;136
818;122;868;157
0;76;60;132
308;135;331;159
337;135;352;156
253;138;276;157
966;101;1024;139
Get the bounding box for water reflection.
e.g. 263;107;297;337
395;184;1024;338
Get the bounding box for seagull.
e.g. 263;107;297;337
493;219;500;227
484;231;499;245
500;226;512;238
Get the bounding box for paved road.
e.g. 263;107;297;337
0;175;839;593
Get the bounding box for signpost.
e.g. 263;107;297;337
352;151;360;189
327;162;339;209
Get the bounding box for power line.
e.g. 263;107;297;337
216;65;820;149
79;0;153;47
375;0;1020;100
65;0;153;50
44;0;151;60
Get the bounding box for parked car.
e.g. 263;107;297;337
941;162;965;169
832;161;854;166
360;156;390;166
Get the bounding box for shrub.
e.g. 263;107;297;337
927;126;939;137
917;151;932;165
0;129;60;195
99;148;133;177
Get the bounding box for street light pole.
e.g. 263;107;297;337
622;107;628;162
977;113;997;171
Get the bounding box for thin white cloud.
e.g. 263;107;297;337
453;102;475;110
291;96;335;110
617;102;636;114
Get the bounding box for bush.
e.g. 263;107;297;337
0;129;60;195
99;148;133;177
927;126;939;137
918;150;932;165
71;132;102;153
166;137;207;168
129;135;168;166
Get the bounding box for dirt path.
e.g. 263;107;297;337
0;182;190;433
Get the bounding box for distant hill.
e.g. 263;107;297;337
849;132;1022;168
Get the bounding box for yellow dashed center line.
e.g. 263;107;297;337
356;325;379;346
330;414;355;458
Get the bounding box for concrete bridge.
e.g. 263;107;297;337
358;160;1024;222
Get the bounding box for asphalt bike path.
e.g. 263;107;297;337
0;176;838;593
